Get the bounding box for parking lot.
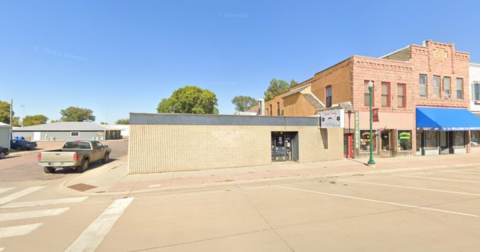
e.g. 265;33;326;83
93;165;480;252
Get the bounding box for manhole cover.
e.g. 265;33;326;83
68;183;97;192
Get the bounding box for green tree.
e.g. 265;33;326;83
12;117;20;127
60;107;95;122
157;86;219;114
115;119;130;124
231;96;258;112
0;101;14;124
23;115;48;126
264;79;299;101
50;119;60;123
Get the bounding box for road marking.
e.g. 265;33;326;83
0;247;4;251
0;186;44;205
443;171;480;176
1;197;88;209
0;188;14;195
149;184;162;188
0;223;43;238
65;197;134;252
402;176;480;184
337;180;480;197
274;185;479;218
0;207;69;222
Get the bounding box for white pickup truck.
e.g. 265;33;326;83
37;140;111;173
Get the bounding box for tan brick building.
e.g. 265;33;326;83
128;113;343;174
265;40;480;158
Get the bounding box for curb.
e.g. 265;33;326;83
62;161;480;196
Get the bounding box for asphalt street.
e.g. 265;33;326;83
1;141;480;251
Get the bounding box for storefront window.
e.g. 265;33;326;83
398;130;412;150
425;131;437;149
454;131;465;147
416;132;422;152
360;130;376;152
472;132;479;147
381;131;390;150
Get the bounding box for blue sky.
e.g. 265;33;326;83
1;0;479;124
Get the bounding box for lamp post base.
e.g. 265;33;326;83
367;159;376;167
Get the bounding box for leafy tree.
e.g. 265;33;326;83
23;115;48;127
157;86;219;114
100;122;108;125
264;79;299;101
115;119;130;124
231;96;258;112
0;101;14;124
50;119;60;123
12;117;20;127
60;106;95;122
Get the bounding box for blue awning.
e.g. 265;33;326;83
416;107;480;131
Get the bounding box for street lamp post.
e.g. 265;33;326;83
367;81;376;167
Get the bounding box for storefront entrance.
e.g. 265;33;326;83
271;132;298;162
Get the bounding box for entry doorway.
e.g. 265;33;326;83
440;131;449;154
271;132;298;162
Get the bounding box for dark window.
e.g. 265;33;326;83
326;86;332;107
277;102;280;116
71;132;80;137
269;104;272;116
474;82;480;101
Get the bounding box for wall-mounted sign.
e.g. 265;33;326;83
320;109;345;128
354;111;360;149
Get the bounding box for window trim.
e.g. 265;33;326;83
397;83;406;108
433;75;441;98
444;76;451;99
473;82;480;102
381;82;391;107
326;85;332;108
419;74;427;98
456;78;463;100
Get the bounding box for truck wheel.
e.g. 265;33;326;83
0;152;5;159
77;159;89;173
44;166;55;173
101;153;109;164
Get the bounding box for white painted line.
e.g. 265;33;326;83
65;197;134;252
1;197;88;209
0;207;69;222
402;176;480;184
0;247;4;251
274;186;479;218
0;186;44;205
0;223;43;238
0;188;14;195
444;171;480;176
148;184;162;188
337;180;480;197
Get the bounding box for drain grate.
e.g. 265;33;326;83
68;183;97;192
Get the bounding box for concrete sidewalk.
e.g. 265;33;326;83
63;150;480;195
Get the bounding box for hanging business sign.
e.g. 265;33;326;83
372;108;379;122
320;109;345;128
354;111;360;149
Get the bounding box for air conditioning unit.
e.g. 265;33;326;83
445;94;451;99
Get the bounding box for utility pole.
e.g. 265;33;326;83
9;99;13;150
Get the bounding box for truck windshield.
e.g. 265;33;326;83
63;142;91;149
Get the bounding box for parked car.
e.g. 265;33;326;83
37;140;111;173
11;139;38;151
0;146;9;159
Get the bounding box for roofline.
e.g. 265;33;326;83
470;62;480;67
312;57;352;77
379;45;410;59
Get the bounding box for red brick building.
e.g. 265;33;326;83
264;40;480;159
